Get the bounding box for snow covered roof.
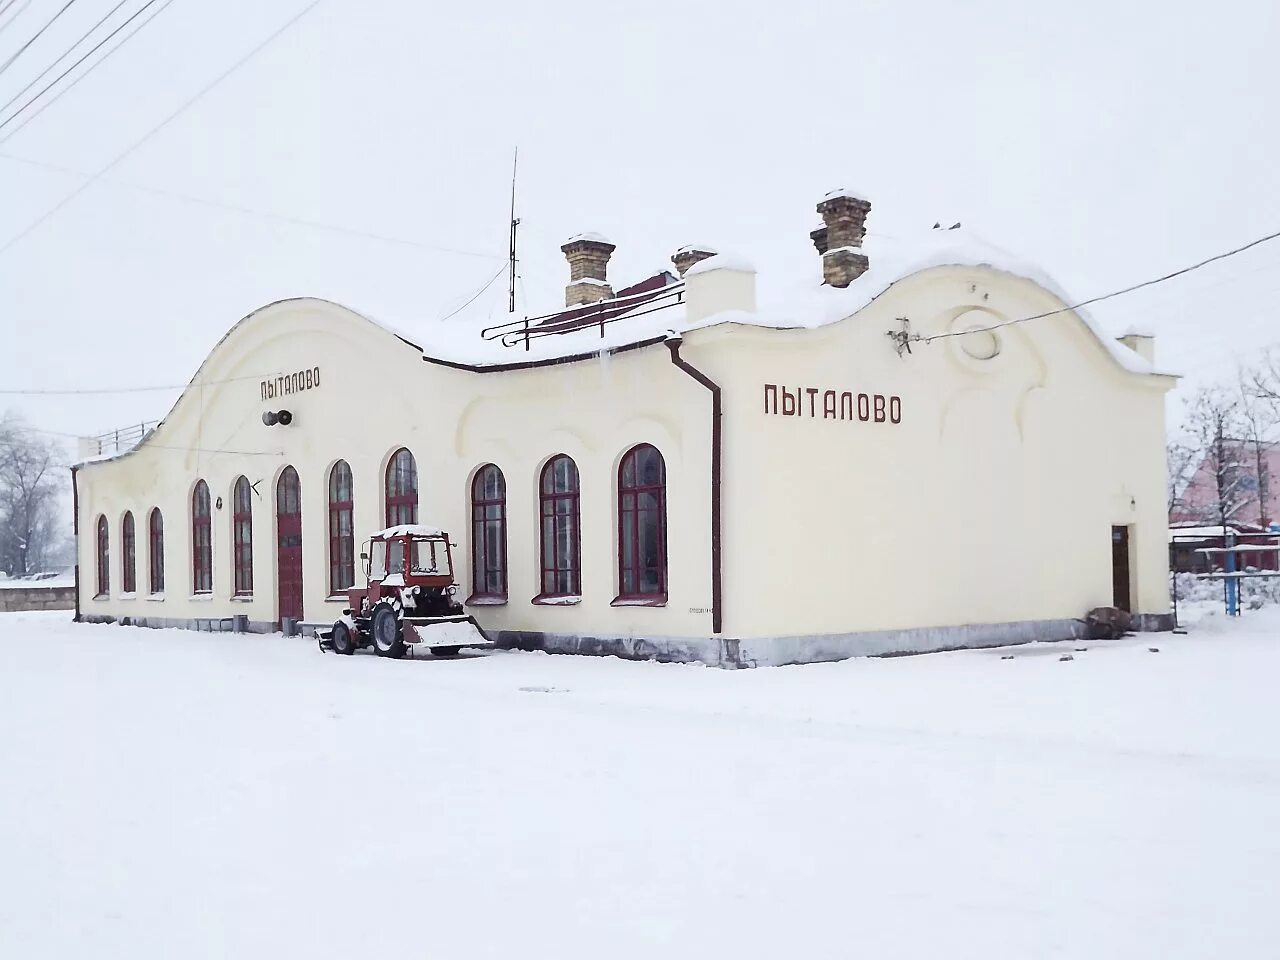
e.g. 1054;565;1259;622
375;524;447;539
376;226;1172;373
820;187;868;202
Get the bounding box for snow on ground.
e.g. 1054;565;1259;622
2;610;1279;959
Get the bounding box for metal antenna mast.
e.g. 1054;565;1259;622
508;148;520;313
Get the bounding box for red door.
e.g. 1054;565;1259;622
276;466;303;626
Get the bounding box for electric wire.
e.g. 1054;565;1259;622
0;150;504;259
913;227;1280;345
437;265;507;322
0;0;129;119
0;0;33;35
0;372;284;396
0;0;325;257
0;0;174;140
0;0;80;78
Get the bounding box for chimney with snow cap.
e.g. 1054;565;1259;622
561;233;616;306
815;189;870;287
671;244;718;278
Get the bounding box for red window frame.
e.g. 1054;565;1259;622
95;515;109;597
538;454;581;599
328;460;355;593
192;480;212;594
232;476;253;596
121;511;136;594
470;464;507;601
385;447;418;527
149;508;164;594
617;444;667;601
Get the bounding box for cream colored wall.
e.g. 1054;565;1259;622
77;299;715;638
77;265;1173;646
692;264;1173;639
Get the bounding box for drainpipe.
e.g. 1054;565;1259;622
665;335;722;635
71;465;81;623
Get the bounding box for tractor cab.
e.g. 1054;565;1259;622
320;523;491;659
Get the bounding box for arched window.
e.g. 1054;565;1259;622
470;464;507;600
385;448;417;527
328;461;355;593
539;455;580;598
192;480;212;593
618;444;667;600
149;508;164;594
95;515;109;597
121;511;136;594
232;476;253;596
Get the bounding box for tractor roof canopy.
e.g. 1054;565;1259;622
372;524;447;540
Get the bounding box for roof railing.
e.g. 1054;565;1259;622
479;285;685;351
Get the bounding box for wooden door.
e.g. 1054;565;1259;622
276;466;304;626
1111;525;1131;612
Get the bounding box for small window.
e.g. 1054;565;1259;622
328;460;355;593
539;455;581;597
121;511;136;594
232;476;253;596
385;448;417;526
149;508;164;594
369;540;388;580
95;515;109;597
412;539;452;577
471;465;507;600
617;444;667;600
192;480;212;593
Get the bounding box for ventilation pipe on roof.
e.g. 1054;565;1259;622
815;189;871;287
683;253;757;324
561;233;616;306
1118;331;1156;365
671;244;718;278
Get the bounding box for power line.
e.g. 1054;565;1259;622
438;265;507;322
0;0;80;78
0;0;325;257
9;424;282;458
0;150;505;259
0;0;130;119
0;0;34;36
0;372;280;396
907;226;1280;347
0;0;174;141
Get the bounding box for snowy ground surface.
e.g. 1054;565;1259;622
2;608;1278;959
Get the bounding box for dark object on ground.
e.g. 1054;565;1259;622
1000;655;1015;660
1085;606;1133;640
1059;654;1074;662
1148;647;1160;653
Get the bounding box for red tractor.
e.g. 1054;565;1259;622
319;525;491;658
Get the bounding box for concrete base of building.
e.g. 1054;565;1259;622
76;610;1176;667
499;612;1176;668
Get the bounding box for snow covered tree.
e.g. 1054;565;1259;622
1237;368;1276;527
1181;386;1255;528
0;412;69;576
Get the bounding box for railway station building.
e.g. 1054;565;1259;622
74;191;1177;666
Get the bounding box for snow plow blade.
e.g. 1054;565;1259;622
401;615;492;650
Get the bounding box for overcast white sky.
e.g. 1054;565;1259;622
1;0;1278;445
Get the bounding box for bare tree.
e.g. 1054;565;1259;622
1238;367;1276;527
1252;346;1280;408
0;413;69;576
1166;438;1200;520
1182;386;1255;528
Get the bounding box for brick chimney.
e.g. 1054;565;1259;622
561;233;616;306
815;190;870;287
671;244;718;278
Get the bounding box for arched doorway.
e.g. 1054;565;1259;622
276;466;303;627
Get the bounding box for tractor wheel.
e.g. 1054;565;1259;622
331;621;355;655
430;647;460;658
371;604;405;659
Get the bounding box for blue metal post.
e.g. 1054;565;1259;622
1225;532;1239;616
